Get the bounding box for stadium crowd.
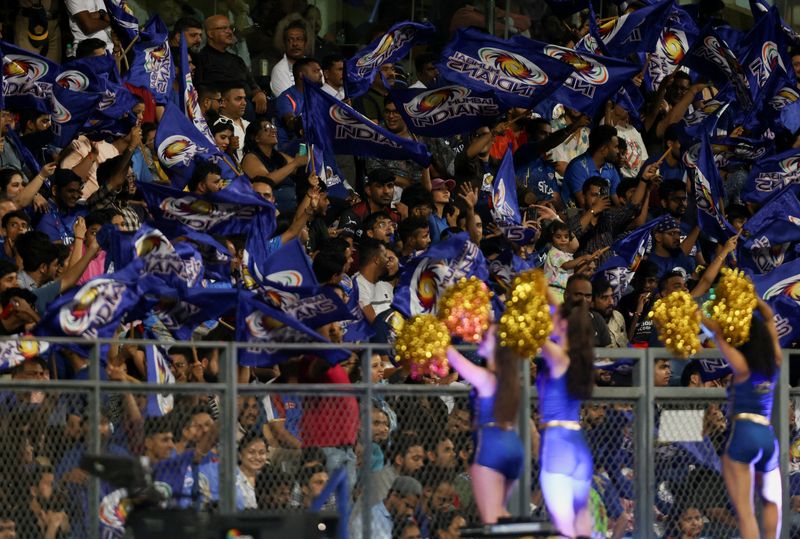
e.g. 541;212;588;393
0;0;800;537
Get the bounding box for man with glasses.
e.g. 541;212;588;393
194;15;268;115
198;85;223;117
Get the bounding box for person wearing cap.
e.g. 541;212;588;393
349;475;422;539
646;216;697;280
428;178;455;243
35;169;87;245
13;0;62;62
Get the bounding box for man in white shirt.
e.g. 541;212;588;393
408;53;439;89
321;53;345;100
219;85;250;162
270;20;308;97
65;0;113;55
353;238;392;323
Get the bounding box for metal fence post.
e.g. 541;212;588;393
361;344;374;539
634;348;654;537
509;358;532;517
88;340;102;539
779;350;791;539
219;342;238;513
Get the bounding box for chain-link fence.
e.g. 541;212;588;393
0;340;793;539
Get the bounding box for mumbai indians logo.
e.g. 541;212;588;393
329;105;361;126
158;135;207;168
492;181;516;221
684;100;726;125
762;275;800;303
544;46;608;84
2;54;50;82
51;95;71;124
245;311;284;339
56;70;90;91
135;230;170;257
355;27;415;75
658;30;688;64
266;270;304;287
144;43;172;94
160;197;255;231
478;48;548;85
779;156;800;174
749;41;784;87
411;259;443;314
403;86;499;127
329;105;402;148
59;279;127;336
770;86;800;110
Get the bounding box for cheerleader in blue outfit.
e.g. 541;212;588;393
703;299;782;539
446;326;525;524
538;299;596;539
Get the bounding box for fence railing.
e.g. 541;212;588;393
0;338;793;539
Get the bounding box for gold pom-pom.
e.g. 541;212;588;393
395;314;452;379
499;269;552;356
438;277;493;343
649;291;701;358
706;268;757;347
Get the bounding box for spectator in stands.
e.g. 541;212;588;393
339;169;400;228
65;0;113;55
544;221;587;303
409;53;439;89
646;216;697;279
352;63;397;124
237;396;261;441
143;416;175;463
255;466;293;510
654;358;672;387
276;57;323;156
236;431;270;509
187;161;224;196
321;54;346;100
217;85;249;163
17;463;70;539
350;475;422;539
36;169;86;245
353;238;391;323
564;125;622;207
367;435;426;506
366;100;427;194
0;260;18;292
294;463;329;510
270;20;309;97
592;278;628;348
169;17;203;52
425;434;458;475
398;217;431;260
0;288;40;335
1;210;30;263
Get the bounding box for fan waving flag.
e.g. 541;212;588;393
345;21;435;98
126;16;174;105
389;84;505;138
1;40;60;113
438;28;575;109
738;188;800;274
583;0;674;57
491;148;536;245
751;257;800;346
612;215;667;270
644;5;699;92
308;144;349;199
681;26;752;109
742;147;800;204
104;0;140;49
244;237;317;290
303;82;431;166
144;344;175;417
178;33;213;143
692;134;736;242
0;339;50;372
740;6;791;103
392;232;489;317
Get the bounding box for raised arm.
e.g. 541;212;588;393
756;298;782;366
446;347;495;396
701;317;749;377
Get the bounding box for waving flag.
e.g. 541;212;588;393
750;0;800;46
308;144;349;198
178;33;213;144
392;232;489;317
491;148;536;245
738;188;800;274
138;179;276;236
389;84;505;138
104;0;140;49
533;41;640;116
243;237;316;290
0;339;50;372
345;21;435;98
1;40;59;112
740;7;791;103
751;257;800;346
126;16;174;105
5;128;41;176
692;134;736;242
341;283;374;342
583;0;674;57
612;215;667;270
303;81;431;166
144;344;175;417
696;358;733;382
742;147;800;204
438;28;575;109
644;5;699;92
681;26;751;109
596;255;636;303
613;80;646;130
236;293;350;367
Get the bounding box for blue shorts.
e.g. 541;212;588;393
540;427;593;482
473;426;524;480
725;420;779;473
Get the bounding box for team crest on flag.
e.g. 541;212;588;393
543;46;608;88
0;339;49;371
159;197;257;231
58;279;128;337
158;135;209;168
748;41;785;87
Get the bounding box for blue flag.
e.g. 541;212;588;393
0;339;50;372
681;26;752;109
491;148;536;245
303;81;431;166
693;134;736;242
392;232;489;317
582;0;674;57
532;41;641;117
138;179;276;236
178;33;213;143
389;84;505;138
5;128;41;176
738;188;800;274
596;255;636;303
308;144;349;199
740;7;792;103
612;215;667;270
438;28;575;109
345;20;436;98
644;5;699;92
696;357;733;382
750;0;800;47
144;344;175;417
612;80;646;131
236;292;350;367
1;40;59;112
35;275;140;341
751;257;800;346
125;16;174;105
104;0;140;49
243;237;317;290
742;147;800;205
341;283;374;342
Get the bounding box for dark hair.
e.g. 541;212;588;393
205;109;234;136
299;463;326;487
737;316;777;377
658;270;685;292
430;510;465;536
493;344;522;424
292;57;321;80
251;176;276;189
389;434;424;462
144;414;174;438
321;53;345;71
680;360;703;387
284;19;308;42
0;260;17;278
358;237;385;267
397;216;429;243
663;123;682;143
0;287;38;309
1;210;29;229
237;430;267;455
673;71;692;84
75;38;107;58
560;300;595;399
592;277;612;298
588;124;618;155
546;220;570;244
141;122;157;140
659;179;686;201
16;231;57;272
197;85;221;101
171;16;203;38
399;183;433;213
726;203;751;222
187;160;221;192
255;465;293;508
0;168;23;197
582;176;609;195
617;177;638;198
414;52;437;73
362;210;391;233
243;120;265;153
85;208;121;229
631;260;659;291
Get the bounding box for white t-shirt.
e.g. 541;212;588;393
354;273;394;316
270;55;294;97
220;115;249;163
321;83;345;101
65;0;113;54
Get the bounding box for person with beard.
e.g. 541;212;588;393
339;169;401;230
16;464;70;539
352;63;397;124
646;217;697;279
365;435;427;507
353;238;392;323
168;17;203;52
349;476;422;539
591;278;628;348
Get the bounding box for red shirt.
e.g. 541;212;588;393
299;358;359;447
124;83;157;124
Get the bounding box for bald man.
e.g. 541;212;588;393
193;15;268;114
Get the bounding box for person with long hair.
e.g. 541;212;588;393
702;299;782;539
538;298;596;538
445;326;524;524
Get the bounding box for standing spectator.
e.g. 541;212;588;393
0;210;30;263
338;169;400;228
352;64;396;124
321;54;346;100
270;20;309;97
544;221;590;303
366;435;426;506
194;15;268;114
219;85;250;163
563;125;622;207
236;432;270;510
398;217;431;260
606;103;648;178
65;0;113;55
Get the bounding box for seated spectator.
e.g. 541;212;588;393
236;431;270;509
563;124;622;207
544;221;588;303
353;238;391;323
143;415;175;464
409;53;440;89
397;217;431;260
187;161;224;196
255;466;294;510
646;216;697;279
205;112;239;172
0;260;18;292
430;509;467;539
16;463;70;539
36;169;86;245
0;210;30;264
218;85;249;163
349;475;422;539
365;100;426;195
663;505;711;539
428;178;455;243
0;288;40;335
339;169;400;229
321;54;346;100
592;277;628;348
